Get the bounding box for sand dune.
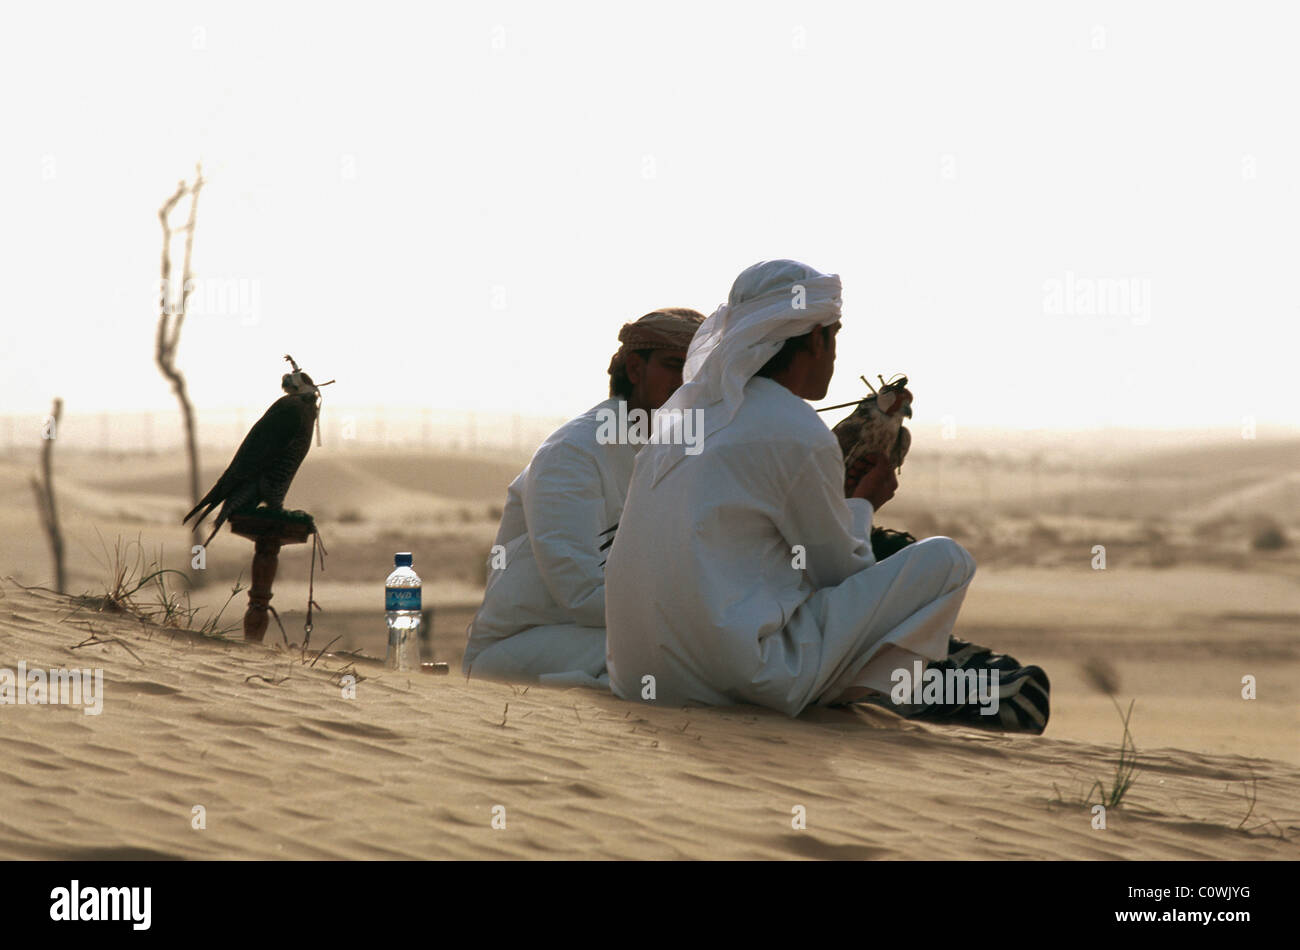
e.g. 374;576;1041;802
2;435;1297;860
0;581;1295;860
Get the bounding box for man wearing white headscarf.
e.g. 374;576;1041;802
463;307;705;688
605;260;1049;731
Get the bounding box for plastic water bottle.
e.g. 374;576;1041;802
385;552;422;671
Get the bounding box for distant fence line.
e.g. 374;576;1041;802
0;407;569;455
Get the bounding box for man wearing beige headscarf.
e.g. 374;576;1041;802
463;307;705;687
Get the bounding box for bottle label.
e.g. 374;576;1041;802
386;587;421;611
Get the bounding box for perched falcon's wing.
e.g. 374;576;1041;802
216;395;313;493
184;395;313;530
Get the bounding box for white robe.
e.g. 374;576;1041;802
605;376;975;716
463;398;638;688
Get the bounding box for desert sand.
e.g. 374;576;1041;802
0;432;1296;859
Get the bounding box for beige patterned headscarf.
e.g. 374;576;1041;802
607;308;705;379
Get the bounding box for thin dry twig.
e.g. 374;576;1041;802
3;576;62;596
71;633;145;666
307;635;342;669
1237;769;1259;830
266;604;289;647
156;165;205;547
29;397;65;594
329;663;364;687
244;674;291;686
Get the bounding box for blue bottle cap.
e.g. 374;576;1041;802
394;552;413;567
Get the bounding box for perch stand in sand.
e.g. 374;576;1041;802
229;510;315;642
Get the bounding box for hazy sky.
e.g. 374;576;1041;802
2;1;1296;431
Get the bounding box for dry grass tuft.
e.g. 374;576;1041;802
80;530;244;639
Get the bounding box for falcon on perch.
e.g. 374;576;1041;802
183;355;326;547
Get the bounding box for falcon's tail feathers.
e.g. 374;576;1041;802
184;498;229;547
202;519;222;549
182;496;219;528
183;474;231;527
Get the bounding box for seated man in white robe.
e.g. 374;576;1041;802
463;308;705;688
605;260;1049;732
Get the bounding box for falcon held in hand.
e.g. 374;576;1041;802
831;373;913;474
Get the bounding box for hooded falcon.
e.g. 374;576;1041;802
183;355;324;547
832;374;913;473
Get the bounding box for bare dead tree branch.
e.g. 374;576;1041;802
29;398;66;594
156;164;205;551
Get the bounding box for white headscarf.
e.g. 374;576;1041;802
649;259;842;485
